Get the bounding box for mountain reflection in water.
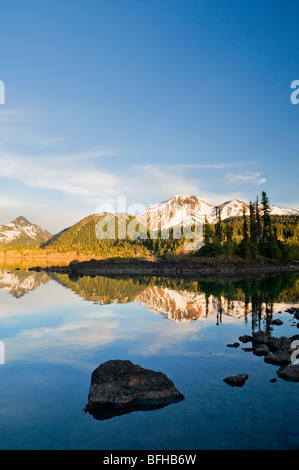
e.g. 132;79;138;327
0;262;298;329
51;272;299;329
0;266;50;298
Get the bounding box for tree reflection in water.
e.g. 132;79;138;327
50;272;299;333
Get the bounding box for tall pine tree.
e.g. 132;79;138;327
215;206;222;241
261;191;271;241
249;201;256;242
255;196;261;242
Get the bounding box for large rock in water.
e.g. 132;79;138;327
83;360;184;420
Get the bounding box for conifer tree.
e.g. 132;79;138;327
242;206;249;241
215;206;222;241
249;201;256;241
261;191;271;241
255;196;261;242
203;215;214;244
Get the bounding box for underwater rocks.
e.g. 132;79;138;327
244;330;298;366
230;321;299;382
252;344;270;356
227;308;299;385
276;365;299;382
271;318;283;326
252;330;269;346
239;335;252;343
223;374;248;387
264;350;292;366
83;360;184;420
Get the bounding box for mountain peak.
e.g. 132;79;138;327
13;216;30;225
0;217;52;248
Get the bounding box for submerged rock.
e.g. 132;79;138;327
223;374;248;387
252;330;269;346
271;319;283;326
83;360;184;420
253;344;270;356
276;365;299;382
264;350;291;366
239;335;252;344
266;336;291;353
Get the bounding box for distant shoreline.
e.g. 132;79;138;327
27;257;299;278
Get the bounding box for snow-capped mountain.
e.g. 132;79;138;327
268;205;299;216
217;199;249;219
136;195;298;231
136;195;214;231
0;216;52;248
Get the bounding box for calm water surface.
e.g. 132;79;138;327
0;258;299;450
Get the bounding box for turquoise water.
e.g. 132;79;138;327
0;261;299;450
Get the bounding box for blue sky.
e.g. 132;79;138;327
0;0;298;233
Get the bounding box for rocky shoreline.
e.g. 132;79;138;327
28;257;299;278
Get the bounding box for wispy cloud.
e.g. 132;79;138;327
165;162;255;170
225;171;266;186
0;150;121;200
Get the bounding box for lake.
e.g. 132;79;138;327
0;258;299;450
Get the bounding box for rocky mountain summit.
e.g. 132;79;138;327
0;216;52;248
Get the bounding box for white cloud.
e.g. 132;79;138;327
225;171;267;186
